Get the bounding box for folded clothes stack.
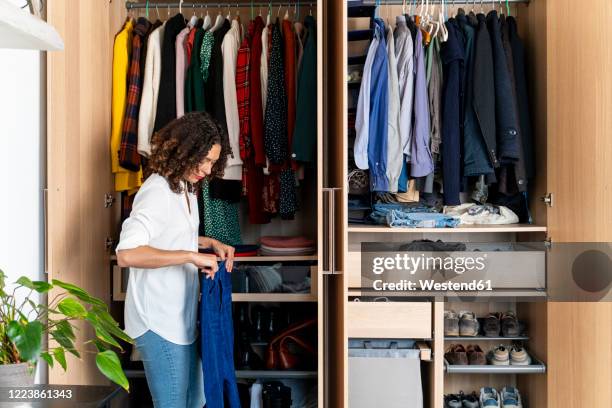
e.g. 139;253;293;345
259;236;316;256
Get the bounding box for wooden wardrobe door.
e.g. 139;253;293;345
546;0;612;407
46;0;126;385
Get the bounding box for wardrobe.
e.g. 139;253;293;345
325;0;612;407
44;0;611;407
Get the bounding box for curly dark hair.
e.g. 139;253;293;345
144;112;232;194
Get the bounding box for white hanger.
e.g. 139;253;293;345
189;4;198;27
210;5;225;32
438;0;448;41
284;4;290;20
202;5;212;30
179;0;183;15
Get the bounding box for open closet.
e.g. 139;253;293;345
325;0;612;407
46;0;331;406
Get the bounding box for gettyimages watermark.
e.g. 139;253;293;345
359;241;612;302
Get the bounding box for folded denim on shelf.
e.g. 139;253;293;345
443;203;519;225
387;211;460;228
369;202;436;225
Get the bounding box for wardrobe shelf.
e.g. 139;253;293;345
232;293;317;302
444;336;530;341
347;224;548;233
235;370;318;379
110;254;318;262
444;358;546;374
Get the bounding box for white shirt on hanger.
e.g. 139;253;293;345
261;22;269;114
354;27;380;170
137;23;165;157
221;18;243;180
116;173;200;345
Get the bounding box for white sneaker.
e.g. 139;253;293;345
501;386;522;408
479;387;500;408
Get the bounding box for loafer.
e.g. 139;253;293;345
466;344;486;365
445;344;468;365
459;311;479;337
444;393;463;408
445;310;460;336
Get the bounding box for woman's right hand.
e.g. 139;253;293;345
190;252;219;279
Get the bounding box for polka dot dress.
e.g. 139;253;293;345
201;179;242;246
200;31;214;82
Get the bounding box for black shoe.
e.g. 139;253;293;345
262;381;292;408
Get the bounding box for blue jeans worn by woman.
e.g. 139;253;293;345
134;330;205;408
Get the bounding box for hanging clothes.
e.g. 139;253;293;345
410;29;434;179
292;15;318;164
260;21;270;125
205;19;231;130
200;180;242;246
185;27;206;112
507;16;534;180
282;18;297;159
386;24;402;193
394;15;415;159
440;19;464;206
237;26;251;162
137;22;164;157
175;26;190;118
249;16;266;167
153;13;186;132
221;18;243;180
264;20;288;165
111;19;143;192
119;17;151;172
200;30;214;82
458;11;494;178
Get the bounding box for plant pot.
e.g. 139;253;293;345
0;363;35;387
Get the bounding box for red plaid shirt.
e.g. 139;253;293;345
119;19;150;171
236;29;251;161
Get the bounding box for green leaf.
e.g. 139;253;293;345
51;280;106;308
7;321;43;362
16;276;34;289
92;339;107;352
53;348;67;371
57;298;87;318
94;326;121;350
50;330;80;359
95;350;129;391
32;281;53;293
40;352;53;368
91;311;133;344
55;320;76;341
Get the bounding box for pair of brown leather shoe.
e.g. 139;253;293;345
444;344;486;365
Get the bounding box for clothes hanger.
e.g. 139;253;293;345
506;0;511;16
178;0;183;15
202;4;212;29
189;4;198;26
284;3;290;20
209;4;224;32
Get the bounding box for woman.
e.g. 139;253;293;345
116;112;235;408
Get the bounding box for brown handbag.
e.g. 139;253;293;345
265;317;317;370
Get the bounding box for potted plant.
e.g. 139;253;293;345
0;269;132;391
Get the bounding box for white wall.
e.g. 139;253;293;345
0;46;46;382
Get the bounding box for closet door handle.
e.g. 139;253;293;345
322;188;340;275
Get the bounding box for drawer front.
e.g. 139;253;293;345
346;251;363;288
346;301;432;339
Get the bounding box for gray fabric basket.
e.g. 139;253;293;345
348;341;423;408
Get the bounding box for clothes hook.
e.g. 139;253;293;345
178;0;182;14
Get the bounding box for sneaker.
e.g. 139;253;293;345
445;344;468;365
479;387;500;407
444;393;463;408
488;345;510;365
509;345;532;365
483;312;501;337
501;311;520;337
462;391;479;408
445;310;460;336
458;311;479;337
466;344;486;365
501;386;522;408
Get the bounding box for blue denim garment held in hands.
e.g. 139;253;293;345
200;261;241;408
134;330;205;408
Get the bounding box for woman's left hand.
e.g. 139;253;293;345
211;240;235;272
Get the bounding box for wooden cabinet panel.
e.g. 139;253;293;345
546;1;612;406
46;0;126;386
346;301;432;339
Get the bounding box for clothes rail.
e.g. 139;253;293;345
353;0;529;4
125;1;314;9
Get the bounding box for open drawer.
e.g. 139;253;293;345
346;300;432;339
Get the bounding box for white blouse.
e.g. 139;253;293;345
115;173;200;345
